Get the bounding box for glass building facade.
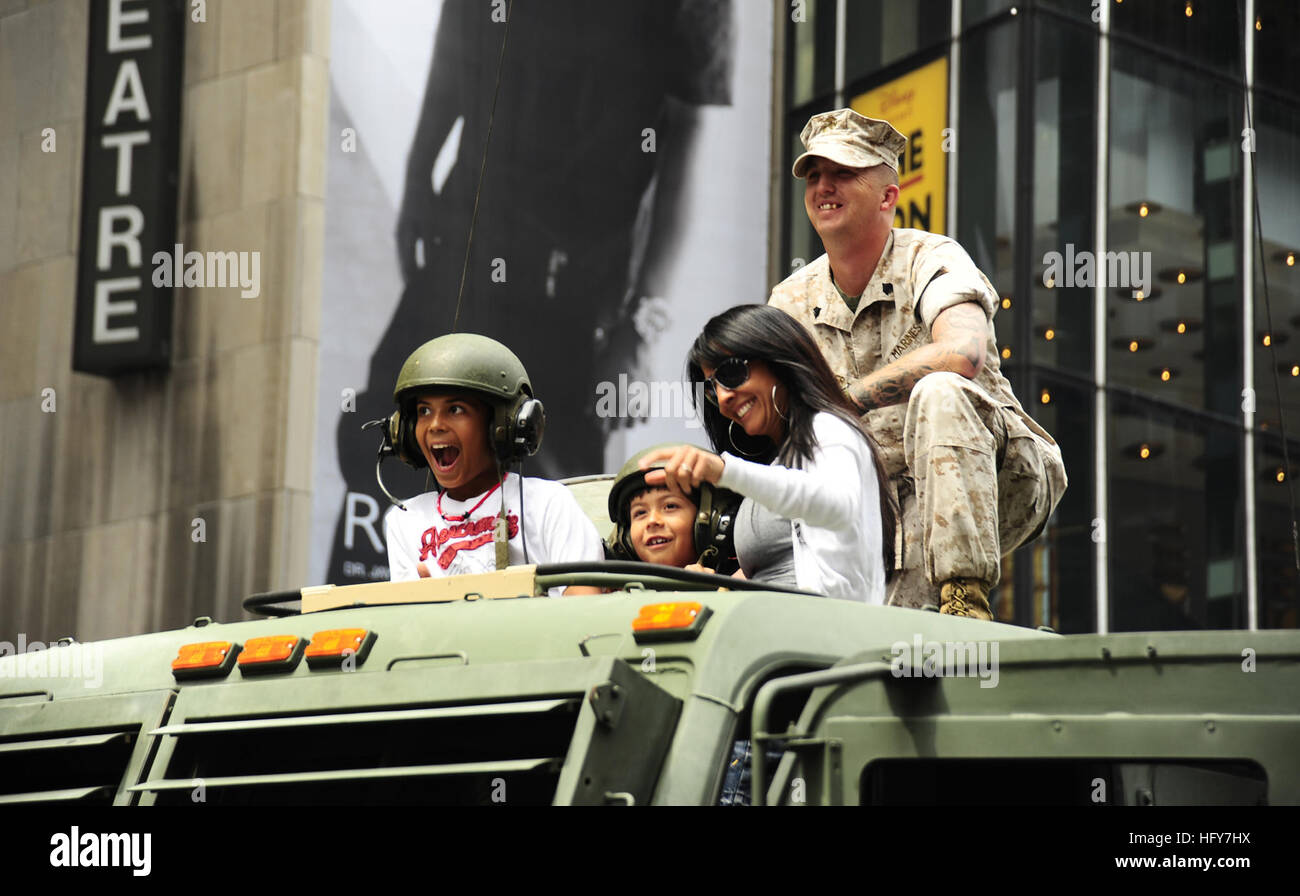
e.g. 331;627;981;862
777;0;1300;633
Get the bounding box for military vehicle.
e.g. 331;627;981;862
1;473;1296;807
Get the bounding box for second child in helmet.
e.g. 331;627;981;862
607;444;740;575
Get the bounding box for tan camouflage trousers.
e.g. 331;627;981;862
886;372;1066;612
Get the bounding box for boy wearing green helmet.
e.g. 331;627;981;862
607;445;739;574
382;334;604;593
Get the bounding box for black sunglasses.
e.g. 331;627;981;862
702;357;751;406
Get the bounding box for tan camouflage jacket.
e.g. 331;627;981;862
768;228;1058;479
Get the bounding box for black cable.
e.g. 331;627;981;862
451;0;514;333
534;561;819;595
243;590;302;617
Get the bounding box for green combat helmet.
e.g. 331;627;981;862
607;444;741;573
385;333;545;468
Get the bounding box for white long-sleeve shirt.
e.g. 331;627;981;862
718;412;885;604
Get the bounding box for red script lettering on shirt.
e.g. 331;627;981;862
419;514;521;570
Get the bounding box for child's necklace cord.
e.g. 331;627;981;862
438;480;504;522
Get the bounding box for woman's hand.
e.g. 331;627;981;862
684;562;730;592
639;445;725;495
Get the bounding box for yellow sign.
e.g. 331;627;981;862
851;56;949;235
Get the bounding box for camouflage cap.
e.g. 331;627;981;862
792;108;908;178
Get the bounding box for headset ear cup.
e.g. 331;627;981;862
694;484;715;556
697;484;742;575
512;397;545;458
610;522;637;561
379;412;399;459
394;407;425;468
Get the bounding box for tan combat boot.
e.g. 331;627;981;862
939;578;994;621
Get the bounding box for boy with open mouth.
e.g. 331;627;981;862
382;334;604;593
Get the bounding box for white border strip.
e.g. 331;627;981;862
1243;0;1258;630
834;0;846;107
1094;0;1111;634
946;0;961;236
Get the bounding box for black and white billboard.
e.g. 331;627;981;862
313;0;772;585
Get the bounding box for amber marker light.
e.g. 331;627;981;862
237;635;305;674
172;641;240;680
305;628;377;669
632;601;713;643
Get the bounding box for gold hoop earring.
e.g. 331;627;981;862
728;420;763;457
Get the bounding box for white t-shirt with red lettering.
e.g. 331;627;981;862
384;473;604;591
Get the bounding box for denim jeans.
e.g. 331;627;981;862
718;740;787;806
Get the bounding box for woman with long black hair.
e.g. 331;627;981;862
641;304;895;602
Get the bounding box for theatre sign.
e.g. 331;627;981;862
73;0;183;375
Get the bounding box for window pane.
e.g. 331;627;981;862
1110;0;1242;80
844;0;950;90
958;22;1018;360
1024;375;1096;633
1254;0;1300;100
1251;98;1300;438
1107;54;1243;415
784;126;824;274
1108;395;1245;632
787;0;838;108
962;0;1015;28
1256;433;1300;629
1253;89;1300;632
1038;0;1099;19
1032;18;1097;374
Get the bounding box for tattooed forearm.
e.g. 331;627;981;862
847;302;989;411
849;348;958;409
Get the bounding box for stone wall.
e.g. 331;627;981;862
0;0;329;641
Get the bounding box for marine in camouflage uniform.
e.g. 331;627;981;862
769;110;1067;618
